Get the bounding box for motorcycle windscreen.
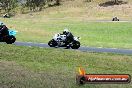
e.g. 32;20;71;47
8;30;17;36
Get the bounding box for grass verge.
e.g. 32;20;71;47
0;44;132;88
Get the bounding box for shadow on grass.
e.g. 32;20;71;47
99;1;128;7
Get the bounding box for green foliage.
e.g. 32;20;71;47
0;0;18;14
0;0;61;15
25;0;46;11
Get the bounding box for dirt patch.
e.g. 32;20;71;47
0;61;23;87
0;61;38;88
0;61;73;88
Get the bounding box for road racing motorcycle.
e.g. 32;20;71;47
48;33;80;49
0;29;17;44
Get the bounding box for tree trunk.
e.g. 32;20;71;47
56;0;60;5
114;0;119;4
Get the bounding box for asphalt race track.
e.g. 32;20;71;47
13;41;132;55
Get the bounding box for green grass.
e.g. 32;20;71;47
0;44;132;88
1;17;132;49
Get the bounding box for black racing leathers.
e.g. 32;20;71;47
0;25;9;37
63;32;74;46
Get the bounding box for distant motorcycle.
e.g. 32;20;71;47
0;29;17;44
48;33;80;49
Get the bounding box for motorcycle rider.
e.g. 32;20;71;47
0;22;9;37
62;28;74;48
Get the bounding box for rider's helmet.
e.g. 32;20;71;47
63;28;69;34
0;22;4;27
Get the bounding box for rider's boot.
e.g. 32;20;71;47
65;44;71;49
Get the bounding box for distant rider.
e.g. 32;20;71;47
0;22;9;37
62;28;74;47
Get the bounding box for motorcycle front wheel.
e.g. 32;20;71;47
48;39;58;47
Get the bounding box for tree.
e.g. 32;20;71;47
0;0;18;13
114;0;119;4
25;0;60;11
55;0;60;5
26;0;45;11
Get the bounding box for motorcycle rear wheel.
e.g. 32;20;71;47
5;35;16;44
71;41;80;49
